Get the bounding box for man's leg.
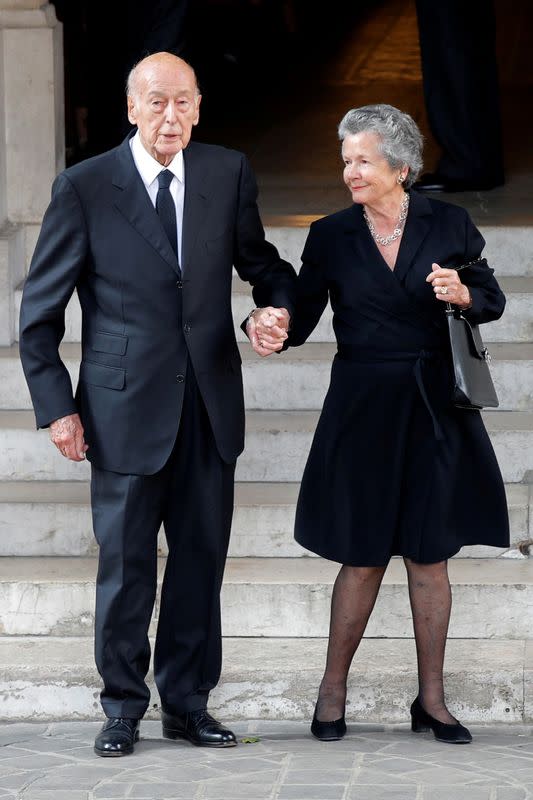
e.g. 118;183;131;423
154;367;236;744
91;465;166;719
415;0;504;187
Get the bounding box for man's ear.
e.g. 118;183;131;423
193;95;202;126
127;96;137;126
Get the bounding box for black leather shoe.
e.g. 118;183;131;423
310;706;347;741
410;697;472;744
94;717;140;757
162;709;237;747
413;172;504;193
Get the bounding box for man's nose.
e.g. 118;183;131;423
164;101;179;125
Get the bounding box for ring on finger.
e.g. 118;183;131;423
439;285;448;295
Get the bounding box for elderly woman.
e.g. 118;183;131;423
248;104;509;744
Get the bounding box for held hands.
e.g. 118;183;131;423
426;263;472;309
246;307;290;357
50;413;88;461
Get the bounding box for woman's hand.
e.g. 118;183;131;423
426;263;472;309
246;307;290;357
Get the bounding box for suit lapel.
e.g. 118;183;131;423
393;190;433;283
182;143;209;275
112;132;180;275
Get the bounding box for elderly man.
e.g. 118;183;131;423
19;53;294;757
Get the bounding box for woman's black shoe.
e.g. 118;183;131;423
310;706;347;741
410;697;472;744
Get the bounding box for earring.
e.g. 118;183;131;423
397;174;405;184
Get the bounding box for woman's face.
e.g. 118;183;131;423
342;131;402;206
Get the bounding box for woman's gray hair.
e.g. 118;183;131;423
338;104;423;188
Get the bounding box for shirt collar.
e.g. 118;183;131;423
130;130;184;188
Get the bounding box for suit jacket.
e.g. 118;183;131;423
19;132;296;474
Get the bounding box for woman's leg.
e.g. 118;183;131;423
404;557;457;724
317;564;388;721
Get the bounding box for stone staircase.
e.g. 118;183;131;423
0;225;532;723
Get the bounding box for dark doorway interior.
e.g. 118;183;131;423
53;0;533;223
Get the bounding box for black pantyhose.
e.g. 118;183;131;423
316;564;386;722
316;559;457;725
405;558;457;725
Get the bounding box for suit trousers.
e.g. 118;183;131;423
415;0;504;184
90;362;235;719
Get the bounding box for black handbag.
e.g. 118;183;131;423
445;259;499;410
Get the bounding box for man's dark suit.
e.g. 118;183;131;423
415;0;504;187
19;131;296;718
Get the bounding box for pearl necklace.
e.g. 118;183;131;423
363;193;410;246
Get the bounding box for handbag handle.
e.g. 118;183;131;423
452;256;486;273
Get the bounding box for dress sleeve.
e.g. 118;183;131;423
284;222;329;348
459;210;506;326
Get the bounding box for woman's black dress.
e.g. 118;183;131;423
286;191;510;566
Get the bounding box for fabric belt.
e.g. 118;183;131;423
336;345;446;441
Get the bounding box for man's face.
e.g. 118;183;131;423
128;60;201;166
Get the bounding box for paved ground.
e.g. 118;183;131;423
0;720;532;799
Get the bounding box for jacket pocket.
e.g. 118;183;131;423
90;331;128;356
79;360;125;390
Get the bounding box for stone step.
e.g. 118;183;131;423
0;482;304;559
2;341;532;412
0;556;532;639
232;277;533;345
0;635;530;722
0;481;528;558
242;342;533;412
1;409;530;483
242;410;533;485
14;275;533;344
257;223;533;278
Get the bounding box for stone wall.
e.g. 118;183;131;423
0;1;63;344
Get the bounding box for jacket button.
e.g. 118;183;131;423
184;324;191;333
176;374;185;383
176;280;183;289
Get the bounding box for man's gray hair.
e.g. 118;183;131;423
126;65;141;99
338;104;423;188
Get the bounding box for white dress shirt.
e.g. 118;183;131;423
130;131;185;267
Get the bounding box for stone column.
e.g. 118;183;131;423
0;1;64;344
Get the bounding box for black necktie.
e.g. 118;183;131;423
156;169;179;269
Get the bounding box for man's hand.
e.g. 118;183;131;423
49;413;88;461
246;307;290;357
